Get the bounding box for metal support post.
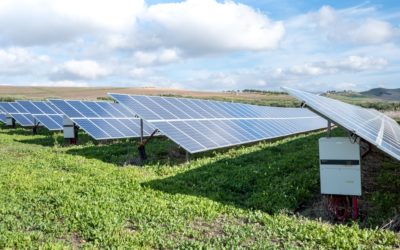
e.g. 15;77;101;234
33;119;39;135
12;118;16;128
140;119;144;143
186;151;190;163
72;124;79;144
327;120;332;137
137;129;158;162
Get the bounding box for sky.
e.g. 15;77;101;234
0;0;399;92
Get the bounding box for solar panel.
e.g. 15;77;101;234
0;102;36;126
0;106;6;123
49;100;153;140
0;112;6;123
109;94;327;153
282;87;400;161
17;101;63;131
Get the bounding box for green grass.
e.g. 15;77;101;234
324;93;400;112
0;125;399;248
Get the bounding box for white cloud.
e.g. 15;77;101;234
54;0;144;31
0;0;284;55
313;6;398;45
129;67;151;78
0;47;50;74
0;2;399;91
133;48;180;66
142;0;284;53
0;0;145;45
333;55;388;71
274;56;388;77
180;55;390;91
52;60;110;80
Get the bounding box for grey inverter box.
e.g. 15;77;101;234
6;116;13;126
63;116;75;139
319;137;361;196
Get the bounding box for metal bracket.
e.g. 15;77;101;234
360;139;372;158
327;120;332;137
186;151;190;163
137;129;159;161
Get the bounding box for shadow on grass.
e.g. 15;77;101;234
0;125;40;136
65;137;186;166
66;139;138;165
1;123;186;165
144;131;332;214
144;129;400;231
12;131;94;147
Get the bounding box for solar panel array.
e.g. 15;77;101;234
109;94;327;153
0;102;36;126
17;101;63;131
283;87;400;161
49;100;154;140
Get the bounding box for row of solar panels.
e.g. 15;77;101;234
1;89;398;160
0;100;154;139
283;87;400;161
0;94;327;154
0;101;62;129
108;94;327;153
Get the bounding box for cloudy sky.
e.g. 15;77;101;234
0;0;399;91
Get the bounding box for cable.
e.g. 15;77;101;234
348;132;358;144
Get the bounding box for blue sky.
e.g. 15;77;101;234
0;0;399;91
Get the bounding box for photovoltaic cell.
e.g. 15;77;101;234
0;102;36;126
0;106;6;123
109;93;327;153
282;87;400;161
12;113;35;126
0;102;21;113
0;113;6;123
49;100;154;140
16;101;63;130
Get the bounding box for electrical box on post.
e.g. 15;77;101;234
63;116;75;139
6;116;13;126
319;137;361;196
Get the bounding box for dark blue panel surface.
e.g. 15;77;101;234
90;119;125;138
70;101;99;117
50;100;83;118
73;119;111;140
17;101;43;114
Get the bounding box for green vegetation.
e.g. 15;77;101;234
0;96;23;102
206;95;300;107
158;93;301;107
0;125;398;248
324;92;400;112
242;89;288;95
0;95;46;102
96;96;114;102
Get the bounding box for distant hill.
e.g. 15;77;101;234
360;88;400;101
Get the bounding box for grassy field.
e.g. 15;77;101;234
324;92;400;114
0;125;399;248
0;86;297;107
0;86;399;248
